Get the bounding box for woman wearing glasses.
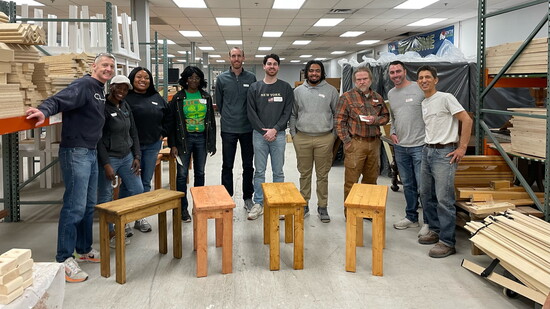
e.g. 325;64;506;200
168;66;216;222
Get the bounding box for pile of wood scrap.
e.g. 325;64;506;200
462;210;550;305
0;249;33;305
486;37;547;74
457;180;544;210
508;107;545;158
455;156;514;188
0;24;46;45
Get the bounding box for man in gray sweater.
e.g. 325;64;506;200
289;60;338;222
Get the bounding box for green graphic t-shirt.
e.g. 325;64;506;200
183;91;206;132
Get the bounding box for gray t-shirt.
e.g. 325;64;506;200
388;82;425;147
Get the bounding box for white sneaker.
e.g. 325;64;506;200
393;218;419;230
418;224;430;237
63;257;88;283
247;204;263;220
110;235;131;249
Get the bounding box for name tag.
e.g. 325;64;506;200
405;98;413;103
359;115;369;122
319;94;325;98
111;112;118;117
199;99;207;104
273;97;283;102
243;84;250;87
151;101;159;105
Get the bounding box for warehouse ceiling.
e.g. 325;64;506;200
15;0;536;64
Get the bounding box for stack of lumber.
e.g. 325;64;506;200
463;210;550;304
508;107;546;158
0;249;33;305
0;24;46;45
455;156;514;188
40;53;94;94
32;62;53;100
457;180;545;206
8;63;40;107
486;37;547;74
6;43;40;62
0;12;9;23
0;43;25;118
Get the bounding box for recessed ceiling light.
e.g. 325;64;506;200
258;47;273;51
179;31;202;37
314;58;326;61
272;0;305;9
209;55;221;58
216;17;241;26
279;58;286;61
395;0;439;10
255;55;266;58
226;40;242;45
172;0;207;8
177;51;188;54
263;31;283;37
216;60;226;62
157;39;175;45
407;18;447;26
331;51;346;54
14;0;44;5
340;31;364;37
299;55;312;58
176;59;186;62
198;46;214;50
314;18;344;27
290;60;300;63
357;40;380;45
293;40;311;45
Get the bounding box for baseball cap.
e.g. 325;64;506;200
110;75;133;90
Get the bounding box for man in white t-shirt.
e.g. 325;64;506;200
416;65;472;258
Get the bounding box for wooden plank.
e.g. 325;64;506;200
457;188;545;200
491;180;511;190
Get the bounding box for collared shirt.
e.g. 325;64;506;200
334;87;389;144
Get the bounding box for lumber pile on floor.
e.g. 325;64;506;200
0;24;46;45
0;249;33;305
508;107;546;158
463;210;550;304
486;37;547;74
455;156;514;188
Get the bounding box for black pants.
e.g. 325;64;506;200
221;131;254;200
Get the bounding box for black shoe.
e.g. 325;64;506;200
304;206;310;218
182;209;191;223
318;207;330;223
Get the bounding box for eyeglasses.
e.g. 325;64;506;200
95;52;116;62
187;76;201;81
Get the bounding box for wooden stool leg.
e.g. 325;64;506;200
284;214;293;243
196;213;208;277
263;203;269;245
356;216;364;247
293;207;304;270
215;217;223;247
158;212;168;254
173;204;182;259
372;211;384;276
345;208;357;272
168;157;176;190
115;218;126;284
269;207;280;271
99;214;110;278
221;209;233;274
154;160;161;190
193;207;197;251
382;209;386;249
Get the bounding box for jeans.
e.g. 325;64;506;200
419;145;458;247
221;131;254;200
119;140;162;195
252;130;286;205
394;145;425;223
98;152;144;232
56;147;98;262
176;133;207;213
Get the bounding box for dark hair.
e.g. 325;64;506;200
417;65;437;79
179;66;207;90
305;60;326;82
263;54;280;65
128;67;158;96
389;60;406;70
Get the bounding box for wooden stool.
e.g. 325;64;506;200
344;184;388;276
154;147;176;190
95;189;184;284
262;182;307;271
190;185;235;278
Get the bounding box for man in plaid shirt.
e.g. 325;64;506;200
335;66;389;201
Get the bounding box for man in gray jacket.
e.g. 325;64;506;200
289;60;338;222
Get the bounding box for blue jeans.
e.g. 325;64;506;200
56;147;98;262
98;153;144;232
419;145;458;247
252;130;286;205
176;133;207;214
394;145;425;223
119;140;162;195
221;131;254;200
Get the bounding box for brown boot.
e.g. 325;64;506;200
429;242;456;258
418;230;439;245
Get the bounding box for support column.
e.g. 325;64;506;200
131;0;150;68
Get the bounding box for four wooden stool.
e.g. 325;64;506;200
190;185;235;278
344;183;388;276
262;182;307;271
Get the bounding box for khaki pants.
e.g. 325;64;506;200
343;137;381;200
292;132;336;207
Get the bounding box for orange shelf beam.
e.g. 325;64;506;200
0;115;51;135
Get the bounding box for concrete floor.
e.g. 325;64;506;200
0;124;535;309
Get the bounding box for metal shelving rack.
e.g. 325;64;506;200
476;0;549;220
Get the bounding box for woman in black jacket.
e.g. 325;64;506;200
168;66;216;222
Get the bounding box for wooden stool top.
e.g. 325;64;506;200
190;185;235;210
344;184;387;210
262;182;306;207
95;189;184;215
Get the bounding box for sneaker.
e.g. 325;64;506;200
244;199;254;213
125;224;134;238
134;218;152;233
248;204;263;220
418;230;439;245
109;235;131;249
418;224;430;237
63;257;88;283
182;209;192;223
393;218;419;230
429;242;456;258
304;206;310;218
318;207;330;223
75;248;100;263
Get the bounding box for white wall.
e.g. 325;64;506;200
276;64;304;87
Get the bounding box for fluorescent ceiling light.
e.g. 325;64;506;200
263;31;283;37
290;60;300;63
177;51;188;54
407;18;446;26
195;57;202;60
209;55;221;58
313;18;344;27
14;0;44;5
395;0;439;10
258;47;272;51
357;40;380;45
255;55;266;58
340;31;364;38
314;58;326;61
157;39;175;45
176;60;186;62
167;54;175;58
216;60;226;62
172;0;207;8
299;55;312;58
279;58;286;61
216;17;240;26
226;40;242;45
293;40;311;45
272;0;305;9
179;31;202;37
198;46;214;50
331;51;346;54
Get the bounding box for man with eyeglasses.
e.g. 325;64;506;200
26;52;116;283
